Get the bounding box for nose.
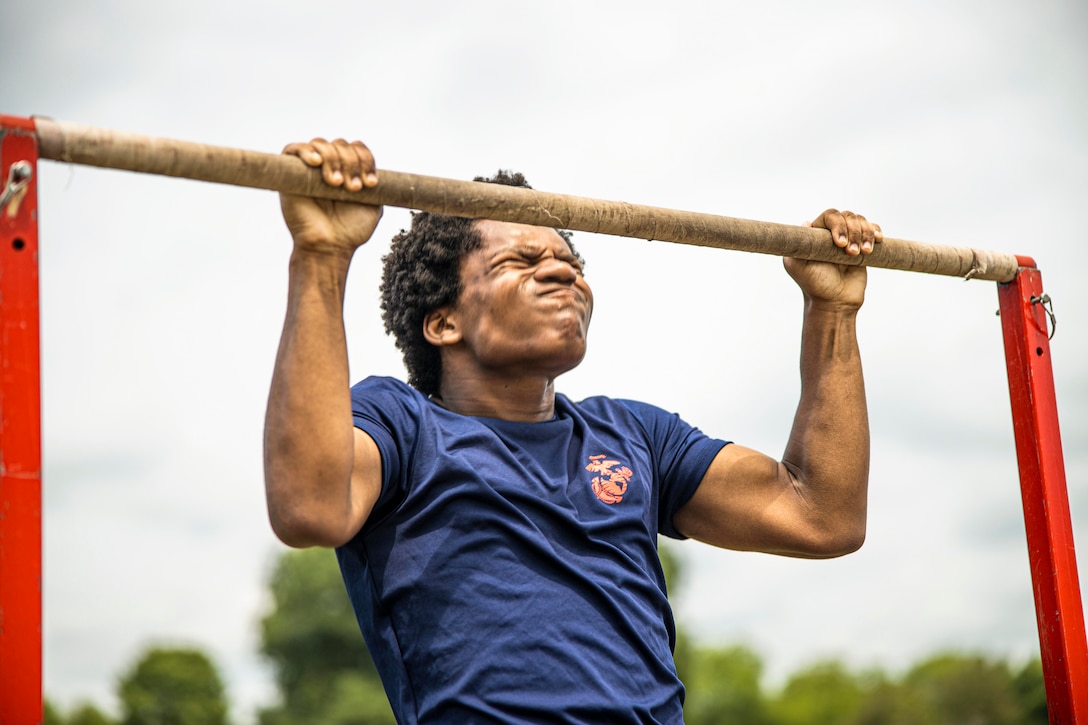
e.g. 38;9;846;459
534;256;579;284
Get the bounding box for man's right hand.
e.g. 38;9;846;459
279;138;383;254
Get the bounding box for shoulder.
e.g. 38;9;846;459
352;375;420;399
351;376;429;412
561;393;682;429
562;392;728;466
350;376;435;442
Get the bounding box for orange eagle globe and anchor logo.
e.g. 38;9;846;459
585;454;633;504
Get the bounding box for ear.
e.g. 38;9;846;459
423;308;462;347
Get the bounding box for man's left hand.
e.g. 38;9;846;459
784;208;882;308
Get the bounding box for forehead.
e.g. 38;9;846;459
473;219;572;255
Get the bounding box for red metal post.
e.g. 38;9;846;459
999;262;1088;721
0;116;42;724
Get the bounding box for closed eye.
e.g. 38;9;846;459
489;248;583;275
490;256;530;271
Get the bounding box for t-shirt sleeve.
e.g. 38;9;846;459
618;399;729;540
349;376;422;528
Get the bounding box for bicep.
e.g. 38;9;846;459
672;444;824;557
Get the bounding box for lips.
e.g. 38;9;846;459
538;288;590;314
541;287;578;298
538;286;584;301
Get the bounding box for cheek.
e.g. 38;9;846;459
581;283;595;322
459;289;526;344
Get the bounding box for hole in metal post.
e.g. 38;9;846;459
1036;347;1044;356
12;238;25;251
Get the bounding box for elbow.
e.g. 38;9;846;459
824;528;866;558
264;451;356;549
790;470;869;558
268;506;352;549
804;521;866;558
265;471;355;549
267;507;317;548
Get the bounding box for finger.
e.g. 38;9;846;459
282;141;324;168
842;211;867;256
346;140;378;188
334;139;378;191
814;208;851;250
331;138;365;191
847;214;882;255
309;138;345;187
857;214;877;255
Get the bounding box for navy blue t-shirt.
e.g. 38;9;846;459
337;376;729;724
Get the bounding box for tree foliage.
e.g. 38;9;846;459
63;702;114;725
45;698;66;725
682;644;771;725
897;652;1032;724
45;700;115;725
769;660;866;725
116;646;228;725
257;547;394;725
664;546;1047;724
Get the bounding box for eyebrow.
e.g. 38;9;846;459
488;244;577;262
491;244;538;257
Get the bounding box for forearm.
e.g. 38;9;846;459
781;299;870;552
264;248;358;546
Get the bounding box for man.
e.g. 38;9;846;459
264;137;881;723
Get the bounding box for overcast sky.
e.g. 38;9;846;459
4;0;1087;720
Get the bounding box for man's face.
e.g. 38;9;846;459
449;219;594;378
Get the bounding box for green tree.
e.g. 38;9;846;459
658;541;696;685
117;646;229;725
897;652;1023;724
1011;658;1048;723
66;702;115;725
258;547;394;724
658;540;685;599
683;644;770;725
660;542;770;724
852;671;933;725
45;698;66;725
47;693;119;724
769;659;865;725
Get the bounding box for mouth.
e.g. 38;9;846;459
539;287;583;301
538;289;589;314
534;285;593;325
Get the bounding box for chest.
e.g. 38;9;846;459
405;416;661;537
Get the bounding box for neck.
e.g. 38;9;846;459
436;368;558;422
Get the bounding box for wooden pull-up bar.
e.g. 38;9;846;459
32;118;1020;282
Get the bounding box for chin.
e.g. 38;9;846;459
549;343;589;378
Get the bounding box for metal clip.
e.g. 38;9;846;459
1030;293;1056;340
0;157;32;214
0;161;33;216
